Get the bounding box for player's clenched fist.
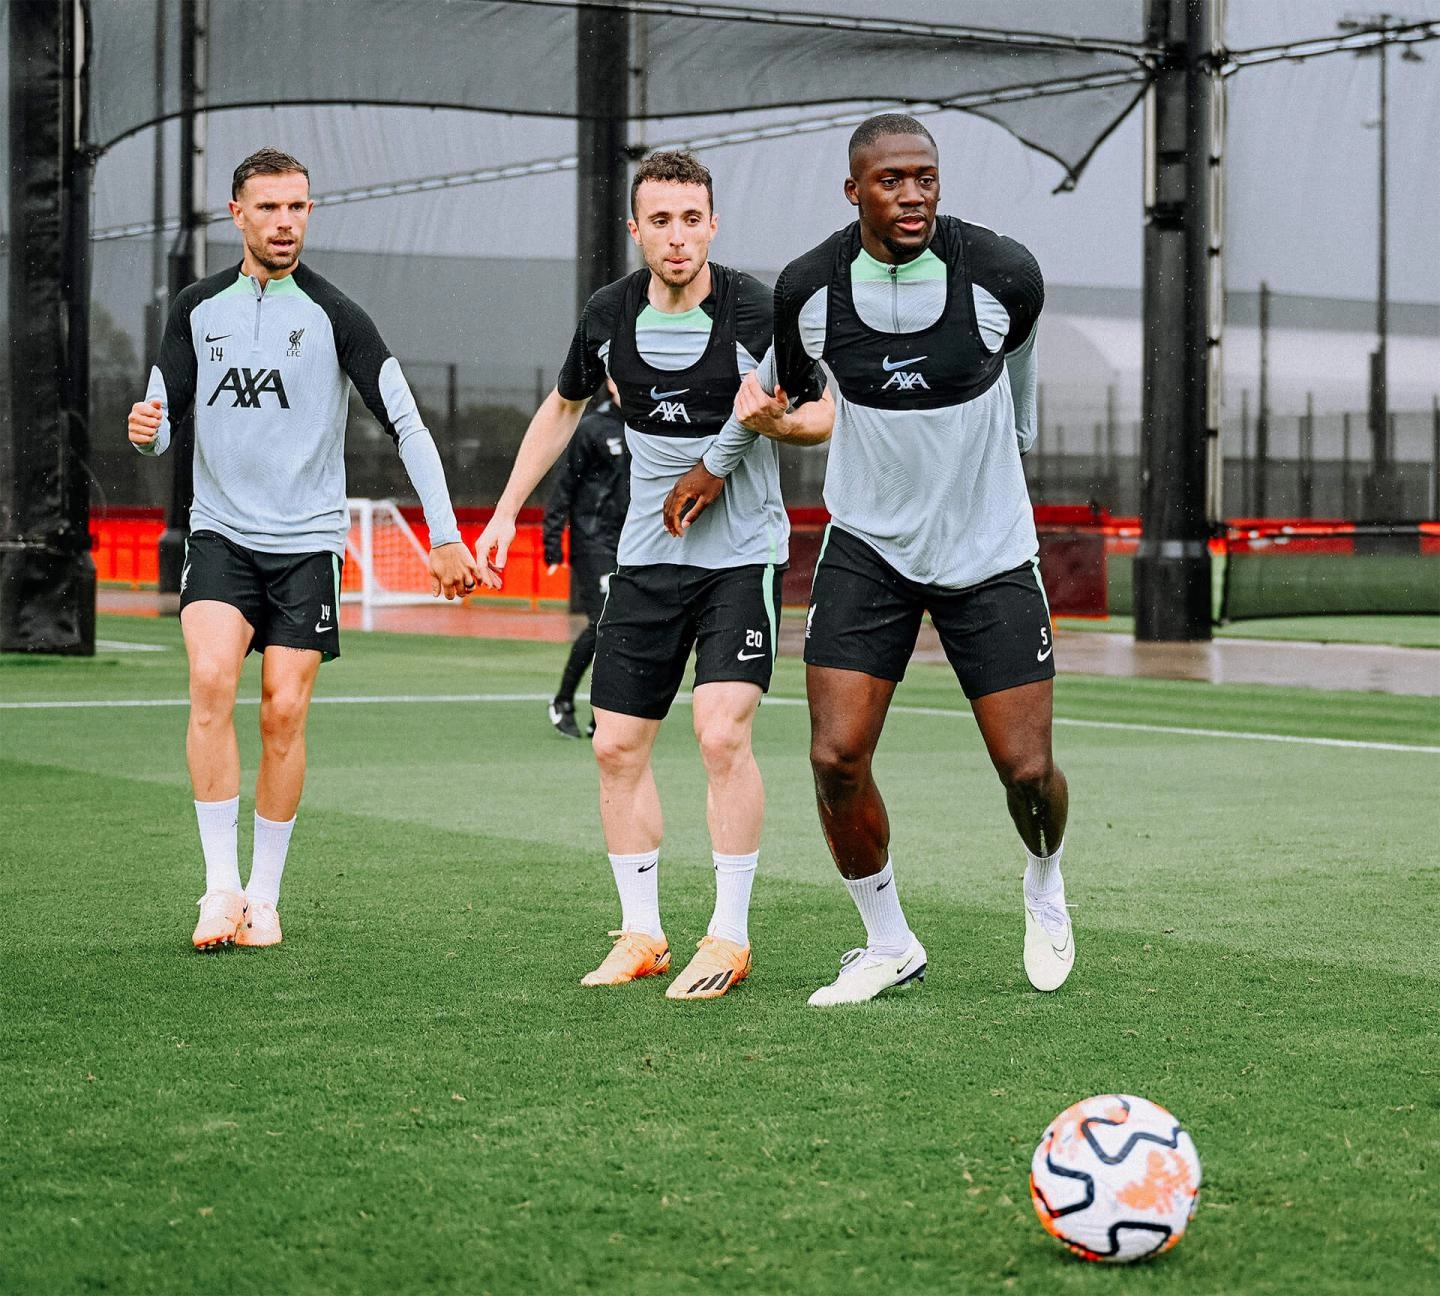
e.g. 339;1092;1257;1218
127;399;163;446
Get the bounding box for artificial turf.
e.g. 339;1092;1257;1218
1;615;1436;1294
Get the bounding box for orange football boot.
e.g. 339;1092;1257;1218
236;900;282;947
192;890;247;950
580;930;670;986
665;935;751;1000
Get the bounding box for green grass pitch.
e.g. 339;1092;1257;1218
2;614;1436;1294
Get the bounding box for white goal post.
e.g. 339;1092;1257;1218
342;498;437;631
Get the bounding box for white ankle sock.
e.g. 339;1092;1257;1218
1024;840;1066;903
195;797;242;895
707;850;757;946
608;849;662;939
844;858;912;957
247;812;296;908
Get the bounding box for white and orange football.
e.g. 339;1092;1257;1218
1030;1093;1202;1263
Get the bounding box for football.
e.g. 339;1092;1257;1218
1029;1093;1202;1263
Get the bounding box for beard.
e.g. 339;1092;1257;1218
880;226;933;265
247;234;301;273
644;245;709;290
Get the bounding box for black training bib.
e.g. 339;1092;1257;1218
822;216;1005;412
607;265;743;438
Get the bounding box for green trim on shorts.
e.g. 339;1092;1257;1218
1029;554;1052;620
761;562;779;665
811;522;834;598
321;553;342;664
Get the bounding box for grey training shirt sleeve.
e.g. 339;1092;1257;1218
137;283;203;457
700;346;773;477
1006;326;1039;455
381;359;461;547
333;294;462;548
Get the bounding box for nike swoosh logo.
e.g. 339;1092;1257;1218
314;622;335;633
205;333;231;343
881;354;927;371
1052;932;1073;958
648;386;689;400
637;862;656;873
736;650;766;661
1036;646;1053;662
876;878;892;891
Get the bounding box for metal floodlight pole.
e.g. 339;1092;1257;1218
1256;279;1269;515
574;0;630;321
1367;21;1392;515
145;0;168;368
1135;0;1222;641
157;0;207;598
1340;13;1427;517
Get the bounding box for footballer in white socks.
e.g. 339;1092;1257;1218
808;859;928;1006
191;796;246;948
248;811;295;906
1022;840;1074;992
196;796;243;895
233;811;294;947
708;850;757;947
608;849;664;940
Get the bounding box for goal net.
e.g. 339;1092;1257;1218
342;498;435;630
1219;521;1440;622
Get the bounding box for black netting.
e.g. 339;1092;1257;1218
88;1;1148;185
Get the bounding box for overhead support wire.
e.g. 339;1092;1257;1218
1219;19;1438;73
509;0;1159;61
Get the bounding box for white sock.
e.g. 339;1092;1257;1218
1024;840;1066;904
247;812;296;908
608;849;662;939
708;850;757;947
844;858;913;957
195;797;242;895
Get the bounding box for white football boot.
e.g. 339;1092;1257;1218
807;937;927;1006
1023;891;1075;991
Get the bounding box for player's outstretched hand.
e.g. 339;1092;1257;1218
663;461;725;537
734;371;790;439
473;514;515;589
127;399;163;446
430;541;483;600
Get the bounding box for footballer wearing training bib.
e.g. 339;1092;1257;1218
668;114;1074;1007
475;151;831;1002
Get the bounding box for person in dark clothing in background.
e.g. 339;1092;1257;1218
543;379;629;738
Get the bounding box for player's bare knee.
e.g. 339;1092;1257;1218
999;753;1054;799
259;693;309;748
696;717;750;775
591;730;644;780
188;661;239;719
810;740;869;797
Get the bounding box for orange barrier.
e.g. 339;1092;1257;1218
90;507;570;607
91;511;165;588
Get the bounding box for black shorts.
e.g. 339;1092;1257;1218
179;530;343;660
590;562;785;720
803;525;1055;699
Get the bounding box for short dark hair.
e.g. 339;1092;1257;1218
847;113;937;169
629;150;713;216
232;147;310;200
